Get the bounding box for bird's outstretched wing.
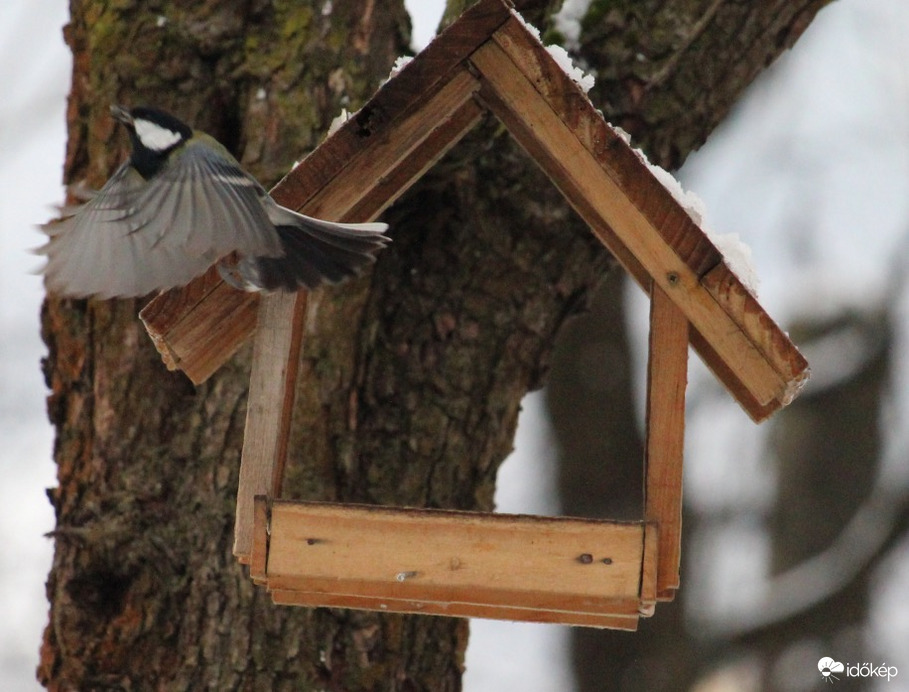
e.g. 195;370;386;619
39;141;282;298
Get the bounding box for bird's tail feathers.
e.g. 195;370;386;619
229;211;389;292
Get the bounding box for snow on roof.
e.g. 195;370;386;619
612;123;761;297
511;9;595;94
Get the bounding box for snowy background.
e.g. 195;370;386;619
2;0;908;689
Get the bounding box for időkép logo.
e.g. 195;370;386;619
818;657;898;683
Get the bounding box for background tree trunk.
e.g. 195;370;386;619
39;0;830;689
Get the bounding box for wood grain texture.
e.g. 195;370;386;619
270;590;640;630
471;17;808;419
489;17;723;277
293;68;482;221
701;262;809;402
138;263;258;383
639;523;660;615
260;500;647;628
644;284;688;597
250;495;269;583
234;291;307;560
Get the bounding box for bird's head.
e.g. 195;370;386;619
111;104;193;177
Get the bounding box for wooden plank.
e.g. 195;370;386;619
265;502;646;613
250;495;269;584
687;328;777;421
701;262;809;405
290;68;482;222
470;40;779;412
138;263;258;383
139;0;510;383
488;18;721;277
270;590;640;630
639;523;659;616
471;19;809;419
233;291;306;561
344;96;484;223
644;284;688;597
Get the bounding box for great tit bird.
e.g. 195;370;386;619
39;104;389;299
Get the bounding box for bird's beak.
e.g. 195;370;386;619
110;104;133;126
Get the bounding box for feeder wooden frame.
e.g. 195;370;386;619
139;0;808;630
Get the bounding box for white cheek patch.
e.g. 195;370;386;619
134;118;183;151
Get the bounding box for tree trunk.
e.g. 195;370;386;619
39;0;831;689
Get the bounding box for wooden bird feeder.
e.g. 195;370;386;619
139;0;808;630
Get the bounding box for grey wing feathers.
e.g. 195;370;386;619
38;142;282;298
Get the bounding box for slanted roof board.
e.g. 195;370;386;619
489;18;722;275
345;96;484;222
269;0;509;211
701;262;807;405
469;29;794;418
141;0;512;384
287;68;481;222
484;20;808;400
139;262;257;382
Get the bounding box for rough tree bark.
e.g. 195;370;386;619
39;0;831;690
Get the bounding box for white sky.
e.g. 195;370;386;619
0;3;70;688
2;1;908;689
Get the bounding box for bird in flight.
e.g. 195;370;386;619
39;104;389;299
